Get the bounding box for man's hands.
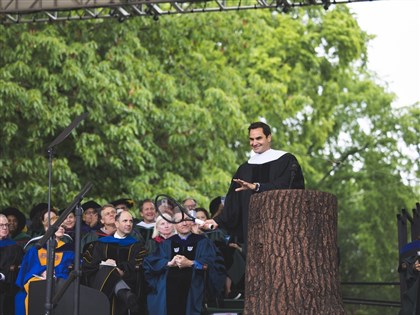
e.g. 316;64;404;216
167;255;194;268
202;219;218;230
232;179;257;192
414;260;420;272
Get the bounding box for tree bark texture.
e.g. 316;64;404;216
244;189;345;315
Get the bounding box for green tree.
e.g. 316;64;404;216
0;6;418;314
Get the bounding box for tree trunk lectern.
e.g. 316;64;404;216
244;189;345;315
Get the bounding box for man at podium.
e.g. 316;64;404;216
205;121;305;247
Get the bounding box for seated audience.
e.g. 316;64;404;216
27;203;49;238
81;204;117;251
24;208;72;252
191;208;210;235
82;204;144;252
183;198;197;212
1;207;30;248
82;211;147;315
110;198;135;213
143;211;225;315
145;214;176;254
0;214;24;315
60;209;76;239
15;216;74;315
399;239;420;315
81;200;101;235
135;199;157;242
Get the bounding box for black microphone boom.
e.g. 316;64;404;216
36;182;93;249
47;113;88;150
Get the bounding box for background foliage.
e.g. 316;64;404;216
0;5;418;314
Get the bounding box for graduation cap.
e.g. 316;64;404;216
110;198;135;210
1;207;27;232
58;207;75;216
29;202;49;220
81;200;101;212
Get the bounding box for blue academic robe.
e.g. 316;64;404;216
143;234;225;315
15;240;74;315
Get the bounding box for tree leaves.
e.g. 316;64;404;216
0;8;418;311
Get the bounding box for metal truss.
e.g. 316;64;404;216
0;0;377;24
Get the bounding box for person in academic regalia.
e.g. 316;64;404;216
134;199;157;243
27;203;49;238
143;212;225;315
1;207;30;248
110;198;135;213
23;208;72;252
80;200;101;235
82;211;147;315
205;121;305;248
398;239;420;315
81;204;118;252
81;204;144;253
0;214;24;315
144;214;175;255
15;216;74;315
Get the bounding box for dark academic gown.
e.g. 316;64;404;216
215;152;305;245
143;233;225;315
15;240;74;315
399;240;420;315
0;238;24;315
134;223;154;243
82;235;147;315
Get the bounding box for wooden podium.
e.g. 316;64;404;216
244;189;345;315
29;280;110;315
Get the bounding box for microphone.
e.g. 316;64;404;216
288;163;298;189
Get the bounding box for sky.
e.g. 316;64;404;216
347;0;420;109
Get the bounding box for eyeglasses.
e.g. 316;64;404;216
0;223;10;229
103;210;117;216
84;211;97;215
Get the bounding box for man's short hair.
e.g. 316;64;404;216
115;210;132;222
139;198;154;211
248;122;271;137
99;204;116;220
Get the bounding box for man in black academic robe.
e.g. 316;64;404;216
82;211;147;315
205;121;305;247
0;213;24;315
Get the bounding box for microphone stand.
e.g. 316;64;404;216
37;182;93;315
42;113;88;315
72;202;83;315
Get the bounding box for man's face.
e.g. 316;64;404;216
101;207;117;226
174;213;193;236
83;208;98;225
115;211;133;236
183;199;197;211
7;215;18;233
141;202;156;223
249;127;271;154
0;217;10;239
